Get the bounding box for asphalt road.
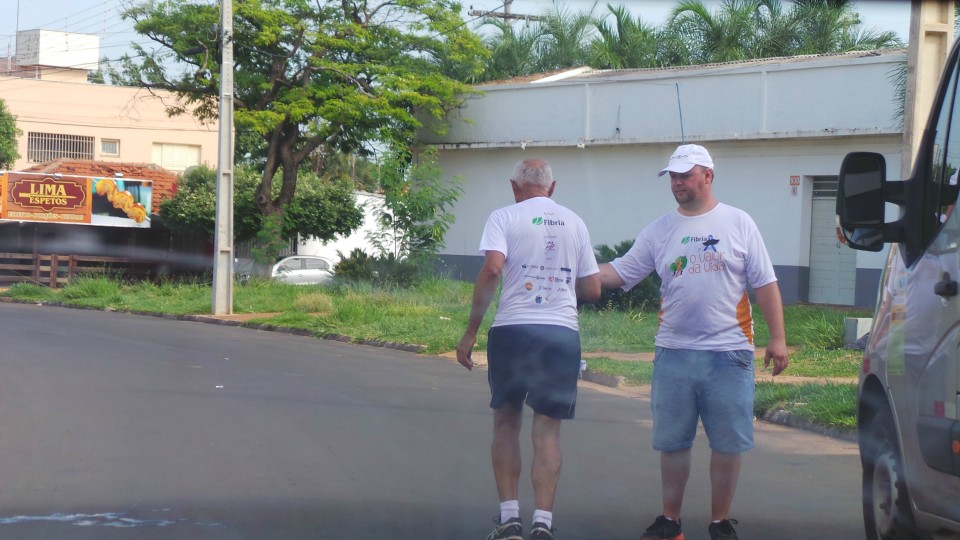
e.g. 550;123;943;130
0;302;864;539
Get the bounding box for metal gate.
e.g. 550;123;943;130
808;177;857;305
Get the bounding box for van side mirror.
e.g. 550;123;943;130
837;152;888;251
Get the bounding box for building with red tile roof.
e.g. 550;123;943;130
20;159;178;215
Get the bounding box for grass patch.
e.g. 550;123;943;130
755;382;857;432
6;283;57;302
584;357;653;385
782;348;861;378
580;309;656;352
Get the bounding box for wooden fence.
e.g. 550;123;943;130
0;252;153;288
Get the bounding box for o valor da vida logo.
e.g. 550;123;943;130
676;235;726;276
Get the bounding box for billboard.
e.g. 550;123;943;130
0;172;152;228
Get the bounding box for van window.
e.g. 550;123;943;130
924;53;960;246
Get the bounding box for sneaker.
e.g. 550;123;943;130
529;521;554;540
708;519;739;540
487;516;523;540
640;515;684;540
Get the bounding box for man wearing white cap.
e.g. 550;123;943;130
598;144;789;540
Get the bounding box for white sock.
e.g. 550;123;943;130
532;509;553;528
499;500;520;523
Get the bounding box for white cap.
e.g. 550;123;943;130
658;144;714;177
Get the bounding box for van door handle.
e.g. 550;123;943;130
935;272;958;297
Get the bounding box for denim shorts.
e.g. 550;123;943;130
650;347;755;454
487;324;581;419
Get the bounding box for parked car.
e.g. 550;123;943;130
836;36;960;540
271;255;335;285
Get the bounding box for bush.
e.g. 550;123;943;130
592;240;661;311
334;248;423;288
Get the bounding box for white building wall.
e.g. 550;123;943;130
428;51;904;149
422;50;907;305
437;138;900;260
2;75;219;171
296;192;386;263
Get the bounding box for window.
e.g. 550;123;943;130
27;132;94;162
811;176;838;199
100;139;120;156
276;260;299;273
921;51;960;256
304;258;330;271
151;143;201;172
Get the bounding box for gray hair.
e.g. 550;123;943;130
512;159;553;189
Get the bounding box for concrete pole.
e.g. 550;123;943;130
211;0;234;315
902;0;955;181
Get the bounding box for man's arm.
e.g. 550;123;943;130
755;281;789;376
576;273;601;303
456;250;505;370
598;262;625;289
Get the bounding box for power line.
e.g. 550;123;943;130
468;0;545;23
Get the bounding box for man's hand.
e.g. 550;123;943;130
456;332;477;371
763;337;789;376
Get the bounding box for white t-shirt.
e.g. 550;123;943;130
610;203;777;351
479;196;599;331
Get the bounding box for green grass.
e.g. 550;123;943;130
580;309;656;352
3;276;866;431
584;357;655;385
781;347;861;378
755;382;858;432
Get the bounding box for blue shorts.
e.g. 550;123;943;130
650;347;755;454
487;324;581;420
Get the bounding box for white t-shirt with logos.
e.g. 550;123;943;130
479;196;599;331
610;203;777;351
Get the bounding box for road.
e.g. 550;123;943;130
0;302;863;539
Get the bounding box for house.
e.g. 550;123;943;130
0;30;221;282
419;49;906;307
2;29;218;174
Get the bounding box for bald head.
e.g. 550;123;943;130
512;159;553;190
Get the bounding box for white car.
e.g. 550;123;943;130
271;255;335;285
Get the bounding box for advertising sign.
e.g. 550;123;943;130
0;172;152;228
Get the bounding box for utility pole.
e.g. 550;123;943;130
902;0;955;180
468;0;545;22
211;0;234;315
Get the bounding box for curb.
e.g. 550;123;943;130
0;299;430;354
580;369;627;388
761;409;857;442
582;367;857;443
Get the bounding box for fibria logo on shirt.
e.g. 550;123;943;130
680;235;721;251
531;216;565;226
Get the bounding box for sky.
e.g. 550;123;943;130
0;0;912;69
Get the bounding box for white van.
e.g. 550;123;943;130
836;41;960;540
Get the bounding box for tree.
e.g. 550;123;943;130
478;18;545;81
666;0;766;64
664;0;902;65
369;146;462;261
0;99;22;170
586;4;672;69
537;1;597;71
790;0;900;54
476;0;904;80
159;165;363;249
304;145;380;193
121;0;487;256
